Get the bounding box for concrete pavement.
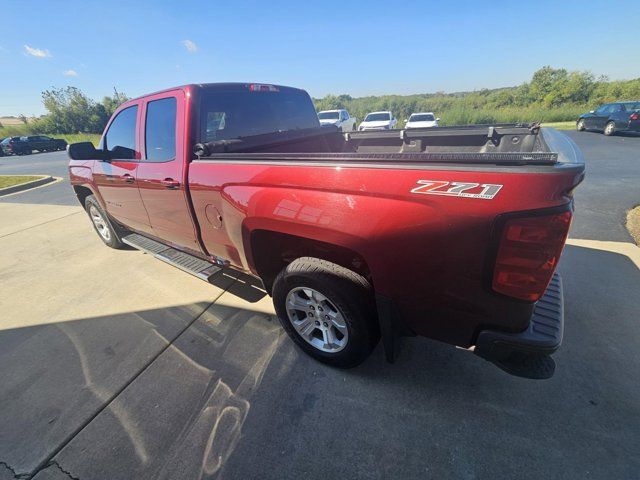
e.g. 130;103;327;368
0;203;236;476
0;132;639;479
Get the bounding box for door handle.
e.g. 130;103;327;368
161;178;180;189
123;174;135;184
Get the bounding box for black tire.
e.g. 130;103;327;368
272;257;379;368
604;121;616;136
576;119;586;131
352;124;356;131
84;195;125;249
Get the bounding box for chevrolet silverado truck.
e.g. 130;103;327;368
68;83;585;378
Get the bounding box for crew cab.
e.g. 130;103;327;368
68;83;584;378
358;111;397;131
317;109;357;131
577;101;640;135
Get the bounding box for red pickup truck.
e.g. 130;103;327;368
68;83;584;378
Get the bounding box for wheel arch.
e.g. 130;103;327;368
246;229;372;294
72;185;95;208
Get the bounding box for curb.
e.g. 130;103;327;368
0;175;56;197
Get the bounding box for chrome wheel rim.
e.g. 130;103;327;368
89;205;111;241
285;287;349;353
577;120;584;130
605;123;614;135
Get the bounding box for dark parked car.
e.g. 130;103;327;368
20;135;68;152
0;135;67;155
0;137;6;156
577;101;640;135
0;136;30;155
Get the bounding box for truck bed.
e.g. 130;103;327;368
187;124;584;349
194;124;578;169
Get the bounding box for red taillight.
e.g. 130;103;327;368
248;83;279;92
492;210;572;301
630;113;639;121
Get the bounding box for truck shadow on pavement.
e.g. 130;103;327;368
1;244;638;479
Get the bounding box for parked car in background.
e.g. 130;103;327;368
317;109;357;131
577;101;640;135
405;112;439;129
358;111;397;131
20;135;68;152
1;135;67;156
0;136;31;155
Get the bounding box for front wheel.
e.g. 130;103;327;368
604;121;616;136
576;119;586;131
272;257;380;368
84;195;125;249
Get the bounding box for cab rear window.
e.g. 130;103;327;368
200;87;320;142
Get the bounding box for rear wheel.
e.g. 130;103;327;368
272;257;380;368
576;119;586;131
604;121;616;136
84;195;125;249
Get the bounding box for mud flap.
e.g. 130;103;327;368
375;294;407;363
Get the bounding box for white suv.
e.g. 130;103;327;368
358;111;397;131
317;109;357;131
405;112;439;129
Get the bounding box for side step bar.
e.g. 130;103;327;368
122;233;221;281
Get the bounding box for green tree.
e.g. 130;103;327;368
529;66;568;104
34;86;129;134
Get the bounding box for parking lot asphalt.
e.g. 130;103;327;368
0;130;639;480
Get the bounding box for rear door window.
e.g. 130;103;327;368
104;106;138;159
145;97;176;162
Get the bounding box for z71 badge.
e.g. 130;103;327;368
411;180;503;200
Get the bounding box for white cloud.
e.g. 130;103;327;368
180;39;197;53
24;45;51;58
63;69;78;77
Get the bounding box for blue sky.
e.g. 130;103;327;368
1;0;638;116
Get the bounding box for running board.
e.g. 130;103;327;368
122;233;221;281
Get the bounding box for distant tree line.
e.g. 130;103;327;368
4;67;640;135
313;66;640;125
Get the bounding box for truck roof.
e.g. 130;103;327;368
124;82;306;104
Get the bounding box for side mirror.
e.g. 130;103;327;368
436;117;441;121
67;142;102;161
589;110;595;114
